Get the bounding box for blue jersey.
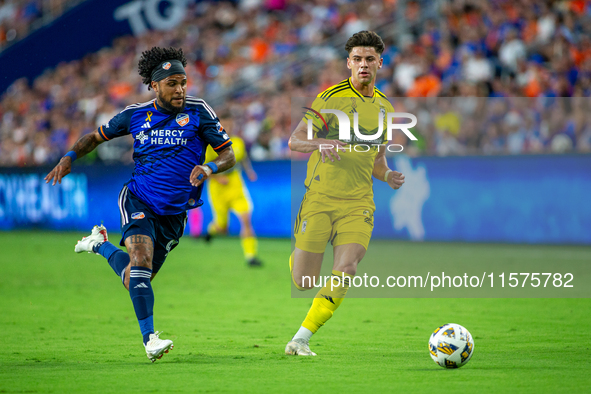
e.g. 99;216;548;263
98;96;232;216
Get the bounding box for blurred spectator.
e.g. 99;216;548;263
0;0;85;50
499;28;527;73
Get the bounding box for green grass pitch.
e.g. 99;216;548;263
1;231;590;393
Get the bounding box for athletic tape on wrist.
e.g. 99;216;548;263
205;162;218;174
64;151;77;162
384;169;392;182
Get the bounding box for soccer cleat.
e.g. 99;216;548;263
144;331;174;363
247;257;263;267
74;225;108;254
285;338;316;356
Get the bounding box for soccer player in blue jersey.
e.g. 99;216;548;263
45;47;236;362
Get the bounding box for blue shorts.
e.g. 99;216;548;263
118;185;186;274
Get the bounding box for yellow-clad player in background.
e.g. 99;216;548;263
203;120;262;267
285;31;405;355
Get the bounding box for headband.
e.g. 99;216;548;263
151;60;186;82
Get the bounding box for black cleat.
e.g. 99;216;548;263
202;232;213;243
247;257;263;267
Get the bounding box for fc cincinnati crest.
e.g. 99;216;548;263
162;62;171;70
176;113;189;127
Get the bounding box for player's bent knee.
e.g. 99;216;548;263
333;264;357;277
293;275;316;290
129;251;152;269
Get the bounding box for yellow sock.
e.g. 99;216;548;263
301;270;353;334
207;222;219;236
241;236;257;260
290;252;305;291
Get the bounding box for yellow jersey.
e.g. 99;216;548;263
302;78;394;200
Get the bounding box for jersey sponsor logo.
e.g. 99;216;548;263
131;212;145;219
149;129;188;145
162;62;171;70
136;131;149;144
176;113;189;127
141;122;151;128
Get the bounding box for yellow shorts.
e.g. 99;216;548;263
294;190;375;253
208;173;252;229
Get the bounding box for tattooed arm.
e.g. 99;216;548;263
45;130;105;185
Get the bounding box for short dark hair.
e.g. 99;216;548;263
138;47;188;90
345;31;385;55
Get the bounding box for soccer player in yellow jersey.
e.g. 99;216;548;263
203;123;262;267
285;31;406;356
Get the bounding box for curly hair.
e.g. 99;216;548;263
345;31;385;55
138;47;188;90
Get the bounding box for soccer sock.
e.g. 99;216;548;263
207;222;219;236
301;270;353;334
289;252;305;291
94;242;130;283
129;266;154;344
241;236;257;260
293;326;314;341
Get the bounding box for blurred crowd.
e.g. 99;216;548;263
0;0;85;50
1;0;591;167
391;96;591;156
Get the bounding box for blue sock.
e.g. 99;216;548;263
94;242;130;283
139;316;154;345
129;266;154;344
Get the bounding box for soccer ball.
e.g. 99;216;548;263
428;323;474;368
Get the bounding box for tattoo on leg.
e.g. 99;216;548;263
129;235;148;245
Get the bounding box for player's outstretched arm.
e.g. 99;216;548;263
44;130;105;186
289;119;346;163
372;147;405;190
241;151;257;182
190;146;236;187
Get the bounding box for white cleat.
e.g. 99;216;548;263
145;331;174;363
285;338;317;356
74;225;108;254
